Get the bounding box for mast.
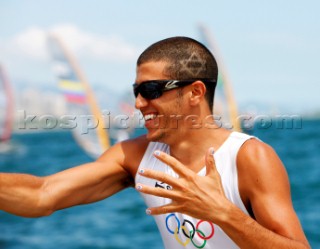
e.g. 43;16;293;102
47;35;110;157
198;24;241;131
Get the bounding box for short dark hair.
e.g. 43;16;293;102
137;36;218;110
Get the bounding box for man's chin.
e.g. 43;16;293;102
146;129;165;142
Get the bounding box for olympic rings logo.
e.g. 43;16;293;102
165;213;215;248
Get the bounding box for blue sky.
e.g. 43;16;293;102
0;0;319;115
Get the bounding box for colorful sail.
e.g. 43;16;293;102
0;64;14;142
47;35;110;158
198;24;242;131
59;80;87;104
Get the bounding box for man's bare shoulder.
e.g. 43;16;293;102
236;137;309;244
97;135;150;177
237;137;284;175
237;137;290;213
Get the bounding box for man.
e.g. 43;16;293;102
0;37;310;248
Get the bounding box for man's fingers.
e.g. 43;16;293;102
138;168;179;188
205;147;217;177
145;203;180;216
153;150;193;177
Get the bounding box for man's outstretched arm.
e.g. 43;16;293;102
0;136;147;218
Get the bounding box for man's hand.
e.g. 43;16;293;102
135;147;232;222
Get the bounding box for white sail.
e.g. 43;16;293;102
0;64;14;142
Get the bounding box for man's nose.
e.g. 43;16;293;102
135;94;149;109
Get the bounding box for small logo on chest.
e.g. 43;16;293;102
155;181;172;190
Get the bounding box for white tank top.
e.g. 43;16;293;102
135;132;254;249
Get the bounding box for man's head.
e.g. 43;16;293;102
137;36;218;110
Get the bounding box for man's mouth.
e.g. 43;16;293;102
144;113;157;121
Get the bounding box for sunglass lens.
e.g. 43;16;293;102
135;83;163;100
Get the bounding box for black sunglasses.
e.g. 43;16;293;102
133;79;216;100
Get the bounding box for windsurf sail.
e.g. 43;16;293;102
198;24;242;131
0;64;14;142
113;91;137;142
47;35;110;158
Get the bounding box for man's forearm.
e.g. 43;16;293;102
0;173;51;217
217;204;310;249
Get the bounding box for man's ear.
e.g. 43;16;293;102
189;81;206;106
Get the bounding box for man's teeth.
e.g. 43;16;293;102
144;114;157;121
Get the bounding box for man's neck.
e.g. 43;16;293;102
168;127;232;172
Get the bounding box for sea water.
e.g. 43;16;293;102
0;119;319;248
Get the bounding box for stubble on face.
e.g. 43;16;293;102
147;89;185;143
